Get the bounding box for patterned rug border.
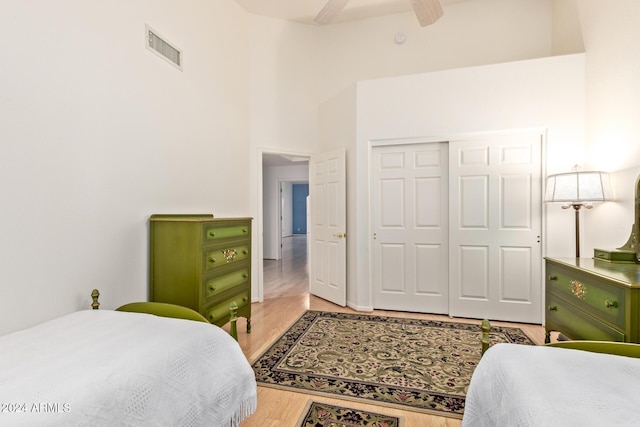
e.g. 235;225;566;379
252;310;535;419
297;399;404;427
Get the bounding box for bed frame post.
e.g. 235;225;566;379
91;289;100;310
481;318;491;356
229;302;238;341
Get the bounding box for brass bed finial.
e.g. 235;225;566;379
91;289;100;310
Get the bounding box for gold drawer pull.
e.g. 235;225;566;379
242;250;248;255
222;249;238;262
209;257;216;263
605;300;618;308
208;231;216;237
242;228;248;233
242;297;248;302
242;273;248;279
548;275;558;281
548;305;558;311
569;280;587;300
209;285;216;291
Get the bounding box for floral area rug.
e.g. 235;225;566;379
297;400;403;427
252;310;534;418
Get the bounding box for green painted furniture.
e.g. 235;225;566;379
545;257;640;343
149;214;252;335
116;302;209;323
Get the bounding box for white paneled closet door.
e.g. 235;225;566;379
449;133;543;324
371;142;449;314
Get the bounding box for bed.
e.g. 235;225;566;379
0;291;257;426
462;340;640;427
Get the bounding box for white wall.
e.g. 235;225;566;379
316;0;553;104
313;0;560;308
552;0;584;55
5;0;638;333
247;16;320;294
262;164;310;260
579;0;640;252
248;15;320;150
0;0;251;334
251;0;559;253
353;54;586;309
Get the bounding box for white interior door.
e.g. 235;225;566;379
449;132;542;323
371;142;449;313
309;149;346;306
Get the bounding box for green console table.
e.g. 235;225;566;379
545;257;640;343
149;214;252;334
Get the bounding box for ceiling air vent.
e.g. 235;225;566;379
145;25;182;71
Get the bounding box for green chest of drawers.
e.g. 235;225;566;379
545;257;640;343
149;214;252;333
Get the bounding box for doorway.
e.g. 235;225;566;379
260;152;310;300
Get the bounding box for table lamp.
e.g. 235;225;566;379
544;167;613;257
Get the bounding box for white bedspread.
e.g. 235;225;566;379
0;310;257;426
462;343;640;427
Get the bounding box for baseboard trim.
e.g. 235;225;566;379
347;301;374;312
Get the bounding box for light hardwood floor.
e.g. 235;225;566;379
235;234;545;426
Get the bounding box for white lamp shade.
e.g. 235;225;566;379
544;171;613;203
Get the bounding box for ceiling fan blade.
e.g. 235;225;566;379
314;0;350;25
410;0;444;26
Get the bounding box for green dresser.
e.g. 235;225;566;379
545;257;640;343
149;214;252;333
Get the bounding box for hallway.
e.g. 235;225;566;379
263;234;309;299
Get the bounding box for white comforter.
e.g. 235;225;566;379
462;343;640;427
0;310;257;426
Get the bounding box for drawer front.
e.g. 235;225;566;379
593;249;636;263
203;223;250;243
204;244;250;270
546;264;626;328
546;293;625;342
593;249;613;261
205;291;250;325
203;267;250;301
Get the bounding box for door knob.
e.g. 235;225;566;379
333;233;346;238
